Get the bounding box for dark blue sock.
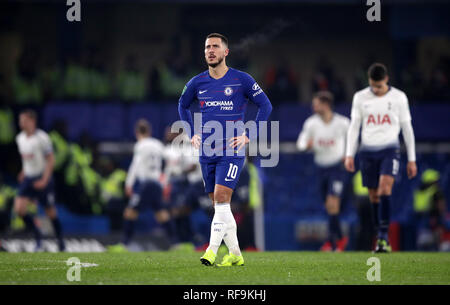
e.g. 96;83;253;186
177;216;193;243
51;218;65;250
379;195;390;241
122;220;136;245
162;219;178;245
334;215;342;240
328;215;341;247
23;214;42;243
51;218;63;240
371;202;380;234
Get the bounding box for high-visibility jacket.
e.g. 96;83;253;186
0;185;16;211
248;163;262;209
0;108;15;144
100;169;127;203
413;169;441;213
353;171;368;197
62;64;91;99
49;131;70;171
117;70;146;101
12;74;42;104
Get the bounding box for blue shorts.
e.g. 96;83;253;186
168;177;189;208
359;147;400;189
17;176;55;208
128;180;163;211
200;157;245;194
317;163;347;201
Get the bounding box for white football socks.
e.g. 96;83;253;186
206;203;229;254
206;202;241;257
222;207;242;257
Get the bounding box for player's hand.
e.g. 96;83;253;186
229;133;250;151
407;161;417;179
306;139;314;150
344;157;355;172
191;134;201;149
125;186;133;197
33;178;48;190
17;171;24;183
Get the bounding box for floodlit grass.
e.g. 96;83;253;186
0;251;449;285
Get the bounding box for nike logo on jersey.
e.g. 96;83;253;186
224;178;234;182
199;90;208;94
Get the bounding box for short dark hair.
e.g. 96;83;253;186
20;109;37;121
206;33;228;48
368;63;388;81
313;91;334;108
135;119;151;135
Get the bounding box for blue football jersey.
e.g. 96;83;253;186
178;67;272;162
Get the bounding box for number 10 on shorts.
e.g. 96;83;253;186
227;163;239;180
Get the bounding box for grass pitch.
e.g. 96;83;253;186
0;251;449;285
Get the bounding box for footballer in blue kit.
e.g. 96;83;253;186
178;33;272;266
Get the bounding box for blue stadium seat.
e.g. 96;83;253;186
278;105;312;141
127;104;163;140
52;204;109;234
42;102;93;141
411;105;450;141
91;104;125;141
160;104;183;137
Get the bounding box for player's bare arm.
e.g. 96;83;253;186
125;185;133;197
407;161;417;179
17;170;24;183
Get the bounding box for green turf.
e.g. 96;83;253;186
0;251;449;285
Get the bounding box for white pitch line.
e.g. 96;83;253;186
18;259;99;266
0;260;99;272
39;259;99;267
0;267;66;272
21;267;66;271
79;263;99;267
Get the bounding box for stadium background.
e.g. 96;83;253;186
0;0;449;252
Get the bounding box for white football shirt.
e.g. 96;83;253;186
184;151;203;184
347;86;412;156
126;137;164;187
297;113;350;167
164;144;186;180
163;136;202;184
16;129;53;177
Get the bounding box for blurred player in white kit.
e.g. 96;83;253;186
109;119;177;252
297;91;350;251
15;109;65;252
163;128;203;249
